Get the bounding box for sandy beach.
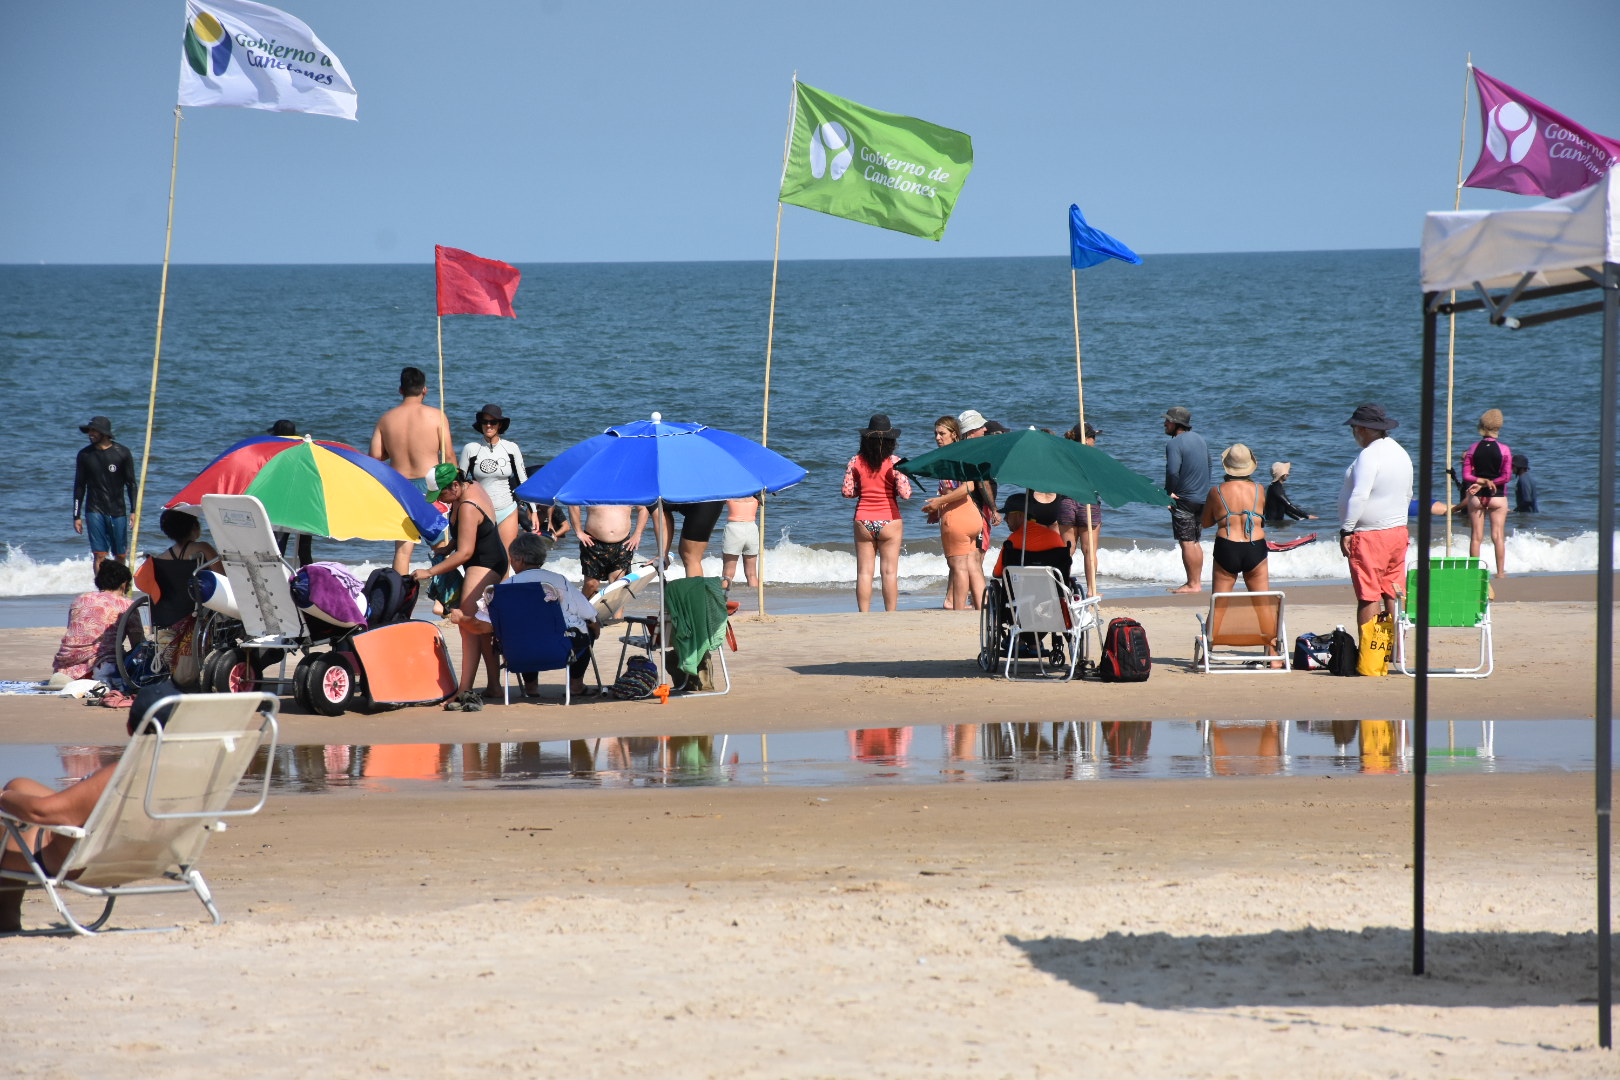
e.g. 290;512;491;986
3;575;1615;1077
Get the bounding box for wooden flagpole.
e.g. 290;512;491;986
1072;267;1098;597
1444;57;1472;553
130;106;184;563
436;314;446;421
756;73;797;618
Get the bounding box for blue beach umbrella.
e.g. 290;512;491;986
515;413;807;505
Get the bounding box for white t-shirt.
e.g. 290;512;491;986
475;567;596;634
1338;435;1413;533
461;438;527;511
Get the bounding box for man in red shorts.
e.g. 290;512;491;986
1336;403;1413;627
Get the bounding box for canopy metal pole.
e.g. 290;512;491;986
1414;294;1439;975
1595;259;1616;1049
131;105;184;562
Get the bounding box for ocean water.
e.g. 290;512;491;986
1;252;1612;612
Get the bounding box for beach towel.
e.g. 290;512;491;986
664;577;729;677
291;561;368;628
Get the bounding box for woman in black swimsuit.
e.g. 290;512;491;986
1200;444;1271;594
412;468;509;697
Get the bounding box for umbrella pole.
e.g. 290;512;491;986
131;105;184;563
756;489;767;617
654;498;670;696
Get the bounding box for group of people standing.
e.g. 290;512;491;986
841;408;1106;614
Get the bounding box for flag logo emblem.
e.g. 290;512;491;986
1485;101;1536;164
809;122;852;180
184;10;232;76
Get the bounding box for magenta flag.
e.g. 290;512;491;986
1463;68;1620;199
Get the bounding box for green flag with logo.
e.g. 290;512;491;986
778;82;973;242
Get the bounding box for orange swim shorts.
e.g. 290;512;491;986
1346;526;1410;602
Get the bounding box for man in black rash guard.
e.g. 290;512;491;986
72;415;138;574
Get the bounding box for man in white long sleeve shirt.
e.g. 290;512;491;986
1337;403;1413;627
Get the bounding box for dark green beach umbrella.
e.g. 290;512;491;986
898;427;1170;509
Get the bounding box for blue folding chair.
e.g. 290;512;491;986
487;581;582;705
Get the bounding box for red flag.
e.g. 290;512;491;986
1463;68;1620;199
434;245;520;317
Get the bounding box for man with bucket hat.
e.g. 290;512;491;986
72;415;138;574
1161;405;1210;593
1338;403;1413;631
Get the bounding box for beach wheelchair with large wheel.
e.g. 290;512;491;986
977;567;1102;681
197;494;457;715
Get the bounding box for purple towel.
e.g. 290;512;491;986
291;561;368;628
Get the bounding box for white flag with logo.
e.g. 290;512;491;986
178;0;357;120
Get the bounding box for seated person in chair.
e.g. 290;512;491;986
454;533;599;698
1;681;178;931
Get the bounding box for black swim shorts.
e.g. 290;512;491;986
1170;501;1204;543
579;537;633;582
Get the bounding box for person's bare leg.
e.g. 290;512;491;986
1079;527;1100;599
679;538;706;579
1172;540;1204;593
1211;563;1237;594
965;548;986;610
1467;499;1485;559
742;553;759;589
877;522;903;612
392;540;414;576
944;554;968;610
456;567;498;694
1489;500;1509;575
853;525;875;612
496;513;519;578
721;553;738;589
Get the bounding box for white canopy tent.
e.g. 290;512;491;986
1418;167;1616;1048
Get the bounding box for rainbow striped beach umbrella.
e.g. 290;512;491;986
166;436;448;543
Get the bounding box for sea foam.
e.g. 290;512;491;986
4;531;1614;597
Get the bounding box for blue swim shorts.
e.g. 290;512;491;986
83;511;129;557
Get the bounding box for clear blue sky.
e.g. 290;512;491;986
3;0;1616;264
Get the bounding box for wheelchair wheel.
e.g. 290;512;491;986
308;653;358;716
977;580;1008;672
292;654;319;713
114;595;168;689
203;646;256;693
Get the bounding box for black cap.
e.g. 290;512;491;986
267;419;297;436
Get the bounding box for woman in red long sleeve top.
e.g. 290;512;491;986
1462;408;1513;576
842;414;912;612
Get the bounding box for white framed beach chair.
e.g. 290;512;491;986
1393;558;1493;678
1193;591;1290;673
998;566;1090;681
0;691;277;935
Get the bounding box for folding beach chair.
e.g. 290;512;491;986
1193;590;1290;673
0;691;277;936
487;580;593;705
664;576;733;697
998;566;1091;681
1393;557;1493;678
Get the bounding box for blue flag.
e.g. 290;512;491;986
1069;204;1141;270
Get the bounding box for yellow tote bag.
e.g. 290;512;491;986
1357;613;1393;677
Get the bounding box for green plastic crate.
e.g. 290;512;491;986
1404;557;1489;626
